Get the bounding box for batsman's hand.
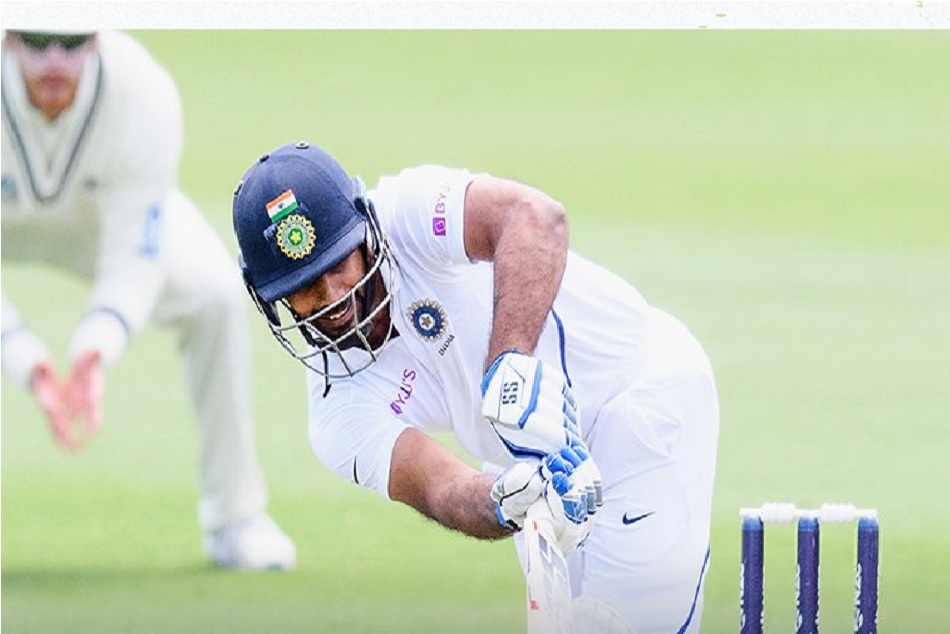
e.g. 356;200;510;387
30;360;72;450
481;350;579;460
62;350;104;450
567;433;604;516
491;460;546;531
491;442;601;555
535;447;598;555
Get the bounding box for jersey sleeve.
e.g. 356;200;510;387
371;165;480;273
1;289;52;388
70;32;184;365
306;373;410;498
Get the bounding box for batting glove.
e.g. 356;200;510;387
538;450;596;555
490;456;589;544
567;433;604;515
490;442;601;550
481;350;580;460
490;461;546;531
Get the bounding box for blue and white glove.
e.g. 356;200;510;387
490;461;547;531
544;438;604;523
481;350;580;460
566;433;604;515
538;449;596;554
491;447;601;555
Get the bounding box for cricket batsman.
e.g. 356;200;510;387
1;30;295;570
232;141;720;631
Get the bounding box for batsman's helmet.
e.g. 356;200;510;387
232;141;397;378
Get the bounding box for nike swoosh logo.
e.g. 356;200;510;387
622;511;655;525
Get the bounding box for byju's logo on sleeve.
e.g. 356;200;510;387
431;181;451;236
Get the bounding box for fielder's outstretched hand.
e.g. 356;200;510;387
481;350;579;460
62;350;104;450
30;360;73;450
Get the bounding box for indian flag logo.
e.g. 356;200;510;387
266;189;299;223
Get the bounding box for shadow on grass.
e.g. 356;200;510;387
2;561;298;594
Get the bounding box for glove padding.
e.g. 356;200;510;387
491;439;603;555
536;447;596;555
567;434;604;514
490;460;546;531
481;350;579;460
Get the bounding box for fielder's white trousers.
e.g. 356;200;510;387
149;190;268;532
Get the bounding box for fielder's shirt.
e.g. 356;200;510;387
308;165;676;499
1;31;180;384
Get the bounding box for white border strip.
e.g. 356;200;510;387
2;1;949;30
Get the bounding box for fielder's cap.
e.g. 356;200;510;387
233;141;366;303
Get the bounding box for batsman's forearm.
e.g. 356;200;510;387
425;473;514;540
389;428;514;540
485;202;568;367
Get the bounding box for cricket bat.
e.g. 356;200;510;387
525;505;573;634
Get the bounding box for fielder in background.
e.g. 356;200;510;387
1;30;296;571
232;141;720;632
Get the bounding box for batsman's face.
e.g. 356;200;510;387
286;247;390;348
288;249;366;338
6;31;97;121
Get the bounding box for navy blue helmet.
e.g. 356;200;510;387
232;141;397;377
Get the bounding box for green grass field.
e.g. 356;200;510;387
3;30;949;633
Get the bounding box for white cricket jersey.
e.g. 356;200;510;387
308;165;672;499
1;31;181;360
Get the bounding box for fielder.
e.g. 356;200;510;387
232;141;720;631
1;30;295;570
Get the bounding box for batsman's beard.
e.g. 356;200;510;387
305;268;389;352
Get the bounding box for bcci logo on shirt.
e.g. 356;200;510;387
407;299;447;342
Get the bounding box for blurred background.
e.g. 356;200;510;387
3;27;949;633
